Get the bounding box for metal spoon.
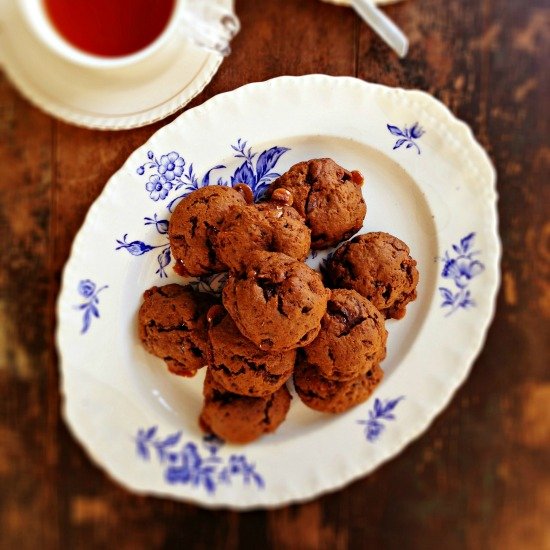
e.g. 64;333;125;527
351;0;409;58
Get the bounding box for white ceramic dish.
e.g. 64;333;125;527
57;75;500;509
0;0;233;129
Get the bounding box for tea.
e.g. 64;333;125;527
44;0;176;58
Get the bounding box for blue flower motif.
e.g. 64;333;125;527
74;279;108;334
440;233;485;316
136;427;264;494
442;257;484;289
357;396;404;442
146;174;172;201
156;248;172;278
186;272;229;296
387;122;425;154
136;140;290;209
219;455;265;488
116;213;175;278
115;234;162;256
158;152;185;181
144;213;169;235
78;279;96;299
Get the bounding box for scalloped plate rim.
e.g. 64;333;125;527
56;75;501;508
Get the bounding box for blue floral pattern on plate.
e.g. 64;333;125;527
357;397;404;442
439;232;485;316
120;140;290;281
136;139;290;211
186;272;229;296
74;279;108;334
116;214;171;278
387;122;425;154
136;428;264;494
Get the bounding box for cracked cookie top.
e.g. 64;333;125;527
138;284;216;376
266;158;366;249
293;361;384;414
302;289;387;381
222;251;330;352
200;369;292;444
207;312;295;397
326;232;419;320
213;202;311;272
168;185;247;276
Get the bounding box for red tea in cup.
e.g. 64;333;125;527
44;0;176;58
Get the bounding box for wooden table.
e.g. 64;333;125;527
1;0;548;547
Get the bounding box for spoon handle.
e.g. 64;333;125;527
350;0;409;58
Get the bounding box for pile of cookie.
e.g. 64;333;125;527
138;158;419;444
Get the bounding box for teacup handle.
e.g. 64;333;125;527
178;0;240;56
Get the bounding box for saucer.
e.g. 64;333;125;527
0;0;231;130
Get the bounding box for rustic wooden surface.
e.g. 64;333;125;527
1;0;549;548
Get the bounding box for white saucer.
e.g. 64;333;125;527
0;0;231;130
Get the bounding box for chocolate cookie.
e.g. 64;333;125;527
200;370;292;444
214;202;311;271
222;251;330;351
293;360;384;414
208;310;295;397
303;289;387;381
138;284;216;376
326;232;419;320
168;185;247;276
266;158;366;249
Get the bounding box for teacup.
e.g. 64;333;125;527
18;0;239;70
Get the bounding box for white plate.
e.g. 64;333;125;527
57;75;500;508
0;0;231;130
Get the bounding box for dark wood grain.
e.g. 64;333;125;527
1;0;549;548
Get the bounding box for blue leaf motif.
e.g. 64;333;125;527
137;442;149;460
384;397;404;413
231;161;256;187
204;475;216;494
460;232;475;254
201;165;226;187
393;138;407;150
253;472;265;488
82;308;92;334
255;147;290;181
387;124;405;136
161;432;182;448
439;287;455;305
